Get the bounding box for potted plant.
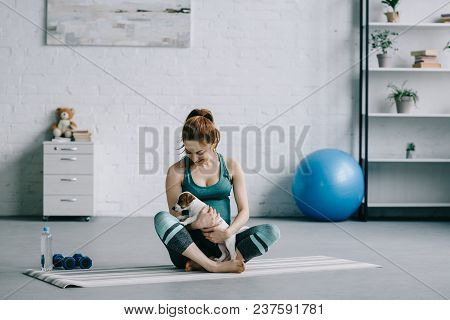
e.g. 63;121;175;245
406;142;415;159
382;0;400;22
387;82;419;113
370;30;398;67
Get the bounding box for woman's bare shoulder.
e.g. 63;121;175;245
167;158;185;177
224;156;241;180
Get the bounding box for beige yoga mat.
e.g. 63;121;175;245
24;256;381;288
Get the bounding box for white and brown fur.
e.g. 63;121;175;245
172;191;237;262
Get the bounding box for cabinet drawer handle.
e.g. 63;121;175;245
60;178;78;182
60;157;77;161
54;147;78;151
60;198;77;202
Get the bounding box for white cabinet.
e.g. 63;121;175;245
43;142;94;221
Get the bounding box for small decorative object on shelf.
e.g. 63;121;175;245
370;30;398;68
441;13;450;23
410;49;441;68
406;142;415;159
72;130;92;142
382;0;400;23
387;81;419;114
50;107;77;139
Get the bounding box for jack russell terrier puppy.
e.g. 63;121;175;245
172;191;242;262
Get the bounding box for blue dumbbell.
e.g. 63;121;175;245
72;253;93;269
52;254;77;270
63;256;76;270
53;254;64;268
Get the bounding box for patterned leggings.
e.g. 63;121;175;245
154;211;280;268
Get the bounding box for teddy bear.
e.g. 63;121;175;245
51;107;77;138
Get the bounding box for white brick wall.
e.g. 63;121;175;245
0;0;360;217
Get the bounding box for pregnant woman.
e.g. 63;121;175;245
154;108;280;273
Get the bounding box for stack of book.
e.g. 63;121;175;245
72;130;92;142
410;50;441;68
51;137;71;142
441;13;450;23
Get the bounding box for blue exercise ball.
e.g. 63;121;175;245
292;148;364;222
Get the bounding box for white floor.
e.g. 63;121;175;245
1;216;449;299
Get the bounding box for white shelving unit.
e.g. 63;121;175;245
359;1;450;219
369;113;450;118
369;67;450;72
365;160;450;210
365;158;450;163
368;202;450;207
368;22;450;29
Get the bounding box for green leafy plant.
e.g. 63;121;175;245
370;30;398;54
382;0;400;12
406;142;415;151
444;41;450;51
387;82;419;105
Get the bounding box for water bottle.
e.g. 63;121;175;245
40;226;53;271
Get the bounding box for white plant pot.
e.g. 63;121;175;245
385;11;400;23
395;98;414;113
406;150;415;159
377;54;392;68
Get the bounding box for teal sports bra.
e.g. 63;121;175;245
182;152;233;224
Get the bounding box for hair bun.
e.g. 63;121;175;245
182;108;220;151
185;108;214;123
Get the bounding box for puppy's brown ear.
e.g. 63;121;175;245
178;192;195;208
186;192;195;203
178;193;189;208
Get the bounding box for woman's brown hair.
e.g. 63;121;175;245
180;108;220;152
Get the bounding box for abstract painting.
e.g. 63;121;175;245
46;0;190;47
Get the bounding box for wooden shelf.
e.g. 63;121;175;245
368;113;450;118
368;202;450;207
367;22;450;29
368;68;450;72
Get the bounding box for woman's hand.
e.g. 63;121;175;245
203;227;230;244
190;206;221;230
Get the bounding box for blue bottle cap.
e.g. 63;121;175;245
43;226;50;233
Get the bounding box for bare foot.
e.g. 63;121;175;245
235;249;245;263
213;260;245;273
185;259;205;272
